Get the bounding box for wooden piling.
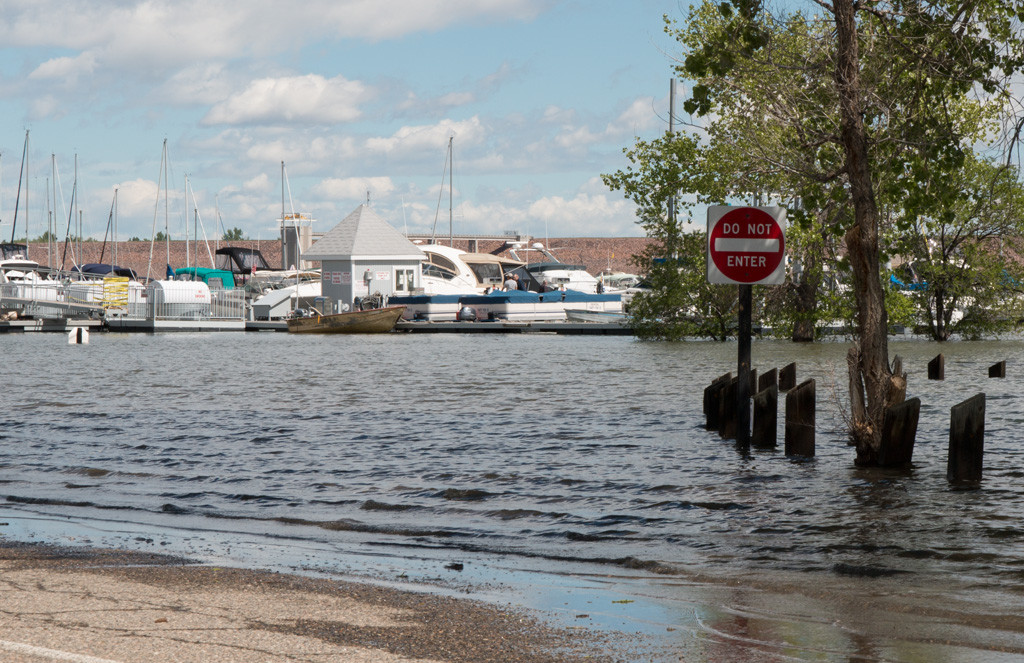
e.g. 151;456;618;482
784;379;815;456
779;362;797;391
758;368;777;393
948;393;985;483
704;372;731;431
877;397;920;466
752;384;778;448
989;361;1006;378
927;354;944;380
718;377;738;440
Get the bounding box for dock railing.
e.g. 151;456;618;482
2;280;247;322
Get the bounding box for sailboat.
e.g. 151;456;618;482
249;162;322;319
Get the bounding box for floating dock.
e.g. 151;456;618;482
393;320;630;335
0;317;630;335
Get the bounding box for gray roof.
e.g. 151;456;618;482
302;204;425;261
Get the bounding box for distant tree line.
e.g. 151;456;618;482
26;227;249;243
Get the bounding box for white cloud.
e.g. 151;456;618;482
611;96;661;135
313;176;396;200
203;74;372;125
0;1;544;75
437;91;476;107
110;178;189;234
554;125;602;150
155;63;233;105
29;95;64;120
527;192;637;236
244;173;271;193
29;52;97;81
542;105;575;123
366;116;485;154
383;184;639;238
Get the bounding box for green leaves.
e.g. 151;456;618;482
606;0;1024;341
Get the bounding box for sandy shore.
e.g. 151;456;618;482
0;541;642;663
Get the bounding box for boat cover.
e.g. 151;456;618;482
74;263;139;279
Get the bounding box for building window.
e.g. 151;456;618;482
396;268;415;292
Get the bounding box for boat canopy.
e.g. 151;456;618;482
0;243;28;260
74;263;139;279
175;267;236;290
215;247;272;274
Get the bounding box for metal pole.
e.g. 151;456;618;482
668;79;676;227
737;284;752;447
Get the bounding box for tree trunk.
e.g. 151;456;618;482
791;249;820;342
834;0;900;464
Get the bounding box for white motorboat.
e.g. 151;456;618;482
507;243;621;294
251;277;322;320
418;243;522;294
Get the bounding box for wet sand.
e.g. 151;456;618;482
3;539;1024;662
0;541;640;663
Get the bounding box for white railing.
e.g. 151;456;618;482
2;281;247;321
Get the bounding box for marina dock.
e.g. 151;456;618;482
0;317;630;335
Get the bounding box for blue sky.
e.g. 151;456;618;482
0;0;686;244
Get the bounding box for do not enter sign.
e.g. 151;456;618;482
706;206;787;285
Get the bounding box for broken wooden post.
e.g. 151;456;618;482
752;384;778;448
704;372;732;431
989;361;1006;378
718;377;738;440
877;397;920;466
784;379;815;456
779;362;797;391
758;368;777;393
927;354;944;380
948;393;985;483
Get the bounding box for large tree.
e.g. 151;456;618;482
673;0;1024;463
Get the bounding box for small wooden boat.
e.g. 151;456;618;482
286;305;406;334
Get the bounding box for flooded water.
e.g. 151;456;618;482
2;331;1023;661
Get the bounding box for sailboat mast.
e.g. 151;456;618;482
164;140;170;270
448;136;453;247
113;188;118;269
10;130;27;244
184;174;191;270
26;132;29;257
50;154;55;268
25;133;29;257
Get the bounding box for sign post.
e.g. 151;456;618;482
707;206;787;447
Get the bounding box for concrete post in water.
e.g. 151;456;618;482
784;379;814;456
989;361;1006;378
704;373;731;431
877;397;920;466
758;368;777;393
928;354;944;380
752;384;778;448
948;393;985;483
780;362;797;391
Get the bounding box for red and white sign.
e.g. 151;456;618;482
706;206;786;285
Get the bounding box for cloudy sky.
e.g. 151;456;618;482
0;0;685;245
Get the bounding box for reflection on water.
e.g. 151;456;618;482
1;332;1023;660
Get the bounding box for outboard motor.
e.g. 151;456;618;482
457;306;477;322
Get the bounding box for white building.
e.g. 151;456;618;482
302;205;425;311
